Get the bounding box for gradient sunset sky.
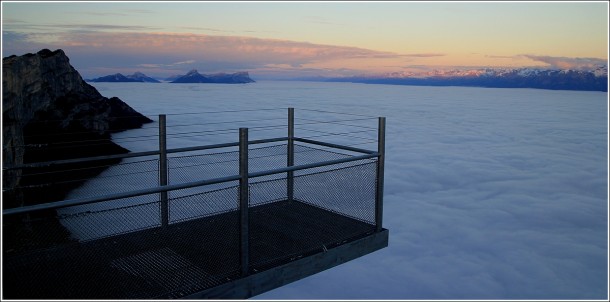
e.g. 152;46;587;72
2;1;608;79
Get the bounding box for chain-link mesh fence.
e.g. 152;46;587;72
3;141;379;299
248;159;377;272
294;160;377;224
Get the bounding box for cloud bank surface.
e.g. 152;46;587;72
522;55;608;70
80;82;608;299
241;85;606;299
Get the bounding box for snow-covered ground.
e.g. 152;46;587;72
64;81;607;299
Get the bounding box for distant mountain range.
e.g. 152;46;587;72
320;66;608;92
88;72;160;83
169;69;255;84
88;70;255;84
84;67;606;91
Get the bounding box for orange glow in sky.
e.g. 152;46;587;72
2;1;607;79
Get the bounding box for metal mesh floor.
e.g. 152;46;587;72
3;200;375;299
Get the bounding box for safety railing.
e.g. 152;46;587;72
2;108;386;299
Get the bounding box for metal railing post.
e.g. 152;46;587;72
239;128;250;276
375;117;386;232
287;108;294;202
159;114;169;229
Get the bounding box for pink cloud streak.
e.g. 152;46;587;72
58;32;404;65
522;55;607;70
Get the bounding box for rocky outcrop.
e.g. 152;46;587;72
2;49;153;208
170;69;255;83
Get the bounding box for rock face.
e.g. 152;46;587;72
171;69;255;83
2;49;153;208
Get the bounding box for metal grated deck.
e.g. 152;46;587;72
3;200;375;299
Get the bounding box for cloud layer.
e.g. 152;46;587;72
70;82;608;299
3;28;607;80
3;31;408;78
523;55;608;70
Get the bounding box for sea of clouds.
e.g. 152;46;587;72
73;81;607;299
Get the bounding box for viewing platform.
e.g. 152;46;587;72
2;108;388;299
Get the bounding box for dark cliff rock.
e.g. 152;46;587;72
2;49;153;209
171;69;255;83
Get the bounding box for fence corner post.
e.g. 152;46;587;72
159;114;169;229
287;108;294;202
375;117;385;232
239;127;250;276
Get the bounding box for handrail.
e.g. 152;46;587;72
2;137;290;170
3;107;382;221
2;150;162;170
167;137;288;154
294;137;377;155
2;174;242;216
249;153;378;178
2;150;378;216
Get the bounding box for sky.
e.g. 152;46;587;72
1;2;608;299
2;1;608;79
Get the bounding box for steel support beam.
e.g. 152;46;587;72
287;108;294;202
159;114;169;228
239;128;250;277
375;117;386;232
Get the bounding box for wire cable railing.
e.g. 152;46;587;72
2;107;387;299
11;109;376;152
4;106;383;198
3;108;383;201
